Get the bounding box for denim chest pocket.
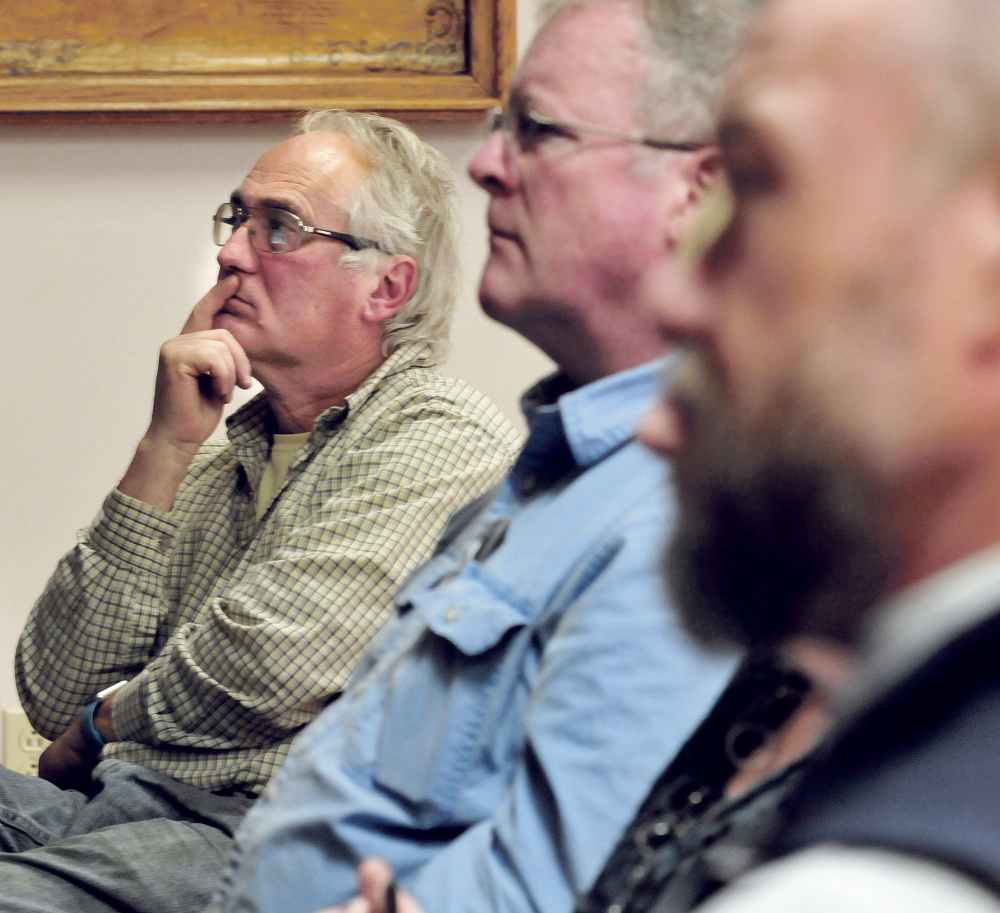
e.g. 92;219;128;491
372;574;536;821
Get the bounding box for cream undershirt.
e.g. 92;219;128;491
256;431;311;520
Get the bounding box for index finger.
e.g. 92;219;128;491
182;274;239;335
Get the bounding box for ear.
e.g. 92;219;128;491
664;146;727;249
361;255;418;325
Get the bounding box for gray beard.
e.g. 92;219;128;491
665;352;898;653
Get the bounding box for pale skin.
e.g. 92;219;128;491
312;4;726;906
37;132;417;787
638;0;1000;870
326;2;978;903
316;858;417;913
467;1;721;387
326;3;1000;908
641;0;1000;594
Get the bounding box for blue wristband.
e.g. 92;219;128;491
79;698;106;754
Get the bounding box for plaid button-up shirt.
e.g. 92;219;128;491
17;343;520;795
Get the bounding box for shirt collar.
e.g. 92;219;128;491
520;356;672;469
323;342;435;432
840;542;1000;717
226;342;435;443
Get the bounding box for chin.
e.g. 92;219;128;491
478;267;528;324
213;313;257;349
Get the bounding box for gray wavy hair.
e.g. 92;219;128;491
296;109;460;362
536;0;758;141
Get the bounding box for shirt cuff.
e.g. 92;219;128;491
85;488;179;575
109;672;154;745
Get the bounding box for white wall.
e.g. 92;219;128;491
0;0;545;713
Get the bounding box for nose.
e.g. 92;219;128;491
217;222;259;275
468;128;519;195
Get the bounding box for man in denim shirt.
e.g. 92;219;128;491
207;2;751;912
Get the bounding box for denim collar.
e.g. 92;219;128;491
519;356;673;469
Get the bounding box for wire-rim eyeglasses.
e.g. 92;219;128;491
213;201;392;255
487;97;711;155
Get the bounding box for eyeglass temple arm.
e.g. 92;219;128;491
529;110;709;153
303;226;392;255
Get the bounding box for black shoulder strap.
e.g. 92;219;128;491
578;657;809;913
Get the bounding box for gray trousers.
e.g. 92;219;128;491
0;759;253;913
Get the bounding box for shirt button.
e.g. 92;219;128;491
443;605;462;622
520;472;539;496
159;533;173;552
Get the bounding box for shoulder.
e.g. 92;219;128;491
571;438;675;533
184;437;237;477
349;366;521;450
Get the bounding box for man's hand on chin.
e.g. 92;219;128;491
118;275;253;513
314;858;424;913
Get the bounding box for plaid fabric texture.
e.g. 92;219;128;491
17;344;521;795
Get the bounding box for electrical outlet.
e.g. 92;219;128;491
2;709;50;776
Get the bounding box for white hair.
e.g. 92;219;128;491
536;0;757;141
296;109;461;362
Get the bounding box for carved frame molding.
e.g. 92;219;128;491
0;0;514;122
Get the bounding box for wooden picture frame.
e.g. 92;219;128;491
0;0;514;122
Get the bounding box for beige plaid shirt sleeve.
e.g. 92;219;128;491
16;345;521;794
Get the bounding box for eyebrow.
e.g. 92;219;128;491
508;86;544;117
508;87;527;107
229;191;299;216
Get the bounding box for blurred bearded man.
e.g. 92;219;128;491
639;0;1000;909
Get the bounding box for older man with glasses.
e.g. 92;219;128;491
202;3;752;913
3;109;519;913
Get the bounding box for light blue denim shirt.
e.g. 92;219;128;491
209;358;737;913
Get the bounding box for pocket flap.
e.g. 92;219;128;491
412;573;529;655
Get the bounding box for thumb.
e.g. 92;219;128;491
357;858;396;909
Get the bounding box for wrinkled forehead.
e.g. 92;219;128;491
720;0;924;159
238;133;371;221
513;1;645;119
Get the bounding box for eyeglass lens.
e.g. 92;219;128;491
488;99;557;154
213;203;302;253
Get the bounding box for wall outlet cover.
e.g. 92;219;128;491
2;709;51;776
